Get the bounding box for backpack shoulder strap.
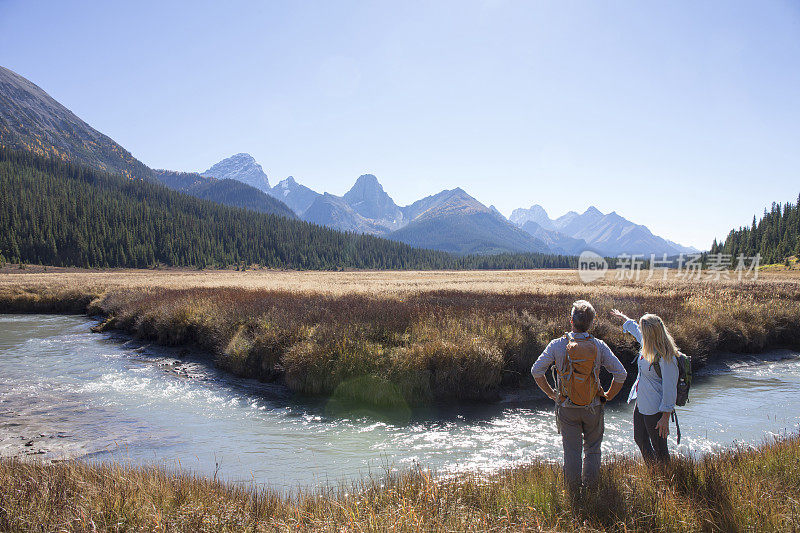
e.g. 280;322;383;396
555;333;571;374
649;352;662;379
588;336;603;375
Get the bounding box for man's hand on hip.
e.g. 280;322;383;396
534;375;558;402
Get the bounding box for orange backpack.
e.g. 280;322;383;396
554;334;604;406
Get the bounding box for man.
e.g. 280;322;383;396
531;300;627;490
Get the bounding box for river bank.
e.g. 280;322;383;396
2;432;798;532
2;270;799;407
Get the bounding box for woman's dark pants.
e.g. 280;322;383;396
633;406;669;462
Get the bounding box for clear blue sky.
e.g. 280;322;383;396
2;0;799;249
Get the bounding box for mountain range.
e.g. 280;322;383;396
202;154;549;255
0;64;696;258
202;152;697;256
511;204;697;256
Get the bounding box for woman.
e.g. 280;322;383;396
610;309;679;462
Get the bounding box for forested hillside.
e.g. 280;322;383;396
0;149;575;270
154;170;297;219
711;194;800;264
0;66;154;181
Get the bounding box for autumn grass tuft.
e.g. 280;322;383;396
0;284;102;313
1;433;799;531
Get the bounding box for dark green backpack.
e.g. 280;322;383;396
650;352;692;406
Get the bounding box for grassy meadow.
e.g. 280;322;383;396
1;432;798;531
1;267;799;406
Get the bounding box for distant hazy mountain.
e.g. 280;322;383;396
400;189;455;221
489;205;505;218
0;65;153;181
196;149;695;257
202;153;271;193
296;177;548;255
175;151;698;256
201;154;324;216
343;174;405;230
520;221;587;255
512;205;696;256
270;176;320;216
552;206;605;237
153;170;296;219
196;156;548;254
552;210;580;232
390;188;548;255
303;193;386;235
510;205;555;231
568;210;692;257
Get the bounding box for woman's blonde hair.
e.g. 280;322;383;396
639;313;679;364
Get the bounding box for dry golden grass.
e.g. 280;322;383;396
1;266;797;296
1;433;799;532
2;268;800;407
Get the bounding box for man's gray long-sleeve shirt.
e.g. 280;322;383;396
531;331;627;407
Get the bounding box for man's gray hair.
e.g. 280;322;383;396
571;300;596;333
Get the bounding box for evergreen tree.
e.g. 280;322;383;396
713;193;800;265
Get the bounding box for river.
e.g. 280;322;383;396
1;314;799;490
